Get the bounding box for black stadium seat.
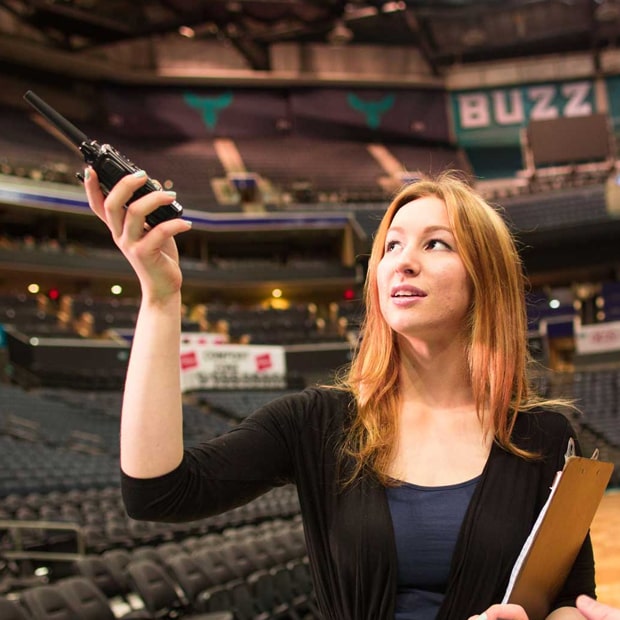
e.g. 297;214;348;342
56;577;124;620
126;559;231;620
0;597;33;620
71;555;147;617
19;583;80;620
164;554;217;613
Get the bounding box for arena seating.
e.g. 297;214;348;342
1;289;354;349
500;184;609;232
572;368;620;448
2;363;619;617
233;135;386;200
0;103;474;211
1;484;312;618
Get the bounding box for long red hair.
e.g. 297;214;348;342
338;171;544;485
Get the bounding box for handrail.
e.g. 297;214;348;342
0;518;85;562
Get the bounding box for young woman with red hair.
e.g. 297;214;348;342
84;167;595;619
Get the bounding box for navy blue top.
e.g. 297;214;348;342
386;475;481;620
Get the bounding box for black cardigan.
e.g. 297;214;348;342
121;387;595;619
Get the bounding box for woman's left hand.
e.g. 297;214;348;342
467;604;529;620
469;605;587;620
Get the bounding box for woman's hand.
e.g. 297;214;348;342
467;604;529;620
577;596;620;620
84;167;192;302
469;604;589;620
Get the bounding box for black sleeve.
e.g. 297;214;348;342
121;390;309;522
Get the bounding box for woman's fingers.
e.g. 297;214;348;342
140;217;192;249
468;604;529;620
83;167;181;242
121;190;179;241
84;168;149;238
83;167;106;221
102;170;151;239
577;595;620;620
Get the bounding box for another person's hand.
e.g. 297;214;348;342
577;596;620;620
467;603;529;620
84;167;191;301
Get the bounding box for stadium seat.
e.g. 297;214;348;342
72;555;146;616
19;583;79;620
126;559;230;619
225;579;270;620
246;569;297;619
56;576;133;620
191;547;243;587
164;553;218;612
270;563;320;618
0;597;33;620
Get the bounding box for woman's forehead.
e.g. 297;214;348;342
389;195;450;227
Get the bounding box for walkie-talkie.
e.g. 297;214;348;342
23;90;183;228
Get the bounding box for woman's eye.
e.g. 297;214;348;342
426;239;451;251
385;240;399;252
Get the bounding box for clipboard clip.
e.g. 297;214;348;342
564;437;576;464
563;436;599;463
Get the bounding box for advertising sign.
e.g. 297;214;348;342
451;80;596;147
180;342;287;391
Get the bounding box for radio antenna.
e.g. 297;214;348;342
24;90;88;147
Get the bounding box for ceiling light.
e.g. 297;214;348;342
327;20;354;45
178;26;195;38
382;1;406;12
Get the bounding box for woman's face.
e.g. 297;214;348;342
376;195;473;345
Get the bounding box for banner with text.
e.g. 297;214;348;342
575;320;620;355
450;79;597;147
180;342;287;391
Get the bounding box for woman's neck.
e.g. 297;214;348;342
397;334;475;412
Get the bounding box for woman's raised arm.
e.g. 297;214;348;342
84;167;193;478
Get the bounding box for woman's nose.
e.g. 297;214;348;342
396;248;420;275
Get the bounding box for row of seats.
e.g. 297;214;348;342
1;484;301;555
1;517;315;619
0;383;235;468
0;437;119;497
0;561;315;619
1;286;356;348
572;368;620;447
0;102;461;208
71;517;308;598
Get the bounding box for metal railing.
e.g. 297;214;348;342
0;519;85;563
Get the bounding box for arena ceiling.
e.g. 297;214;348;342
1;0;620;75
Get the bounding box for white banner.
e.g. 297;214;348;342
575;321;620;354
180;342;287;391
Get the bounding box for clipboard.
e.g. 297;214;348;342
502;442;614;620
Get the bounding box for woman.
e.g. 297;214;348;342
84;167;595;619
